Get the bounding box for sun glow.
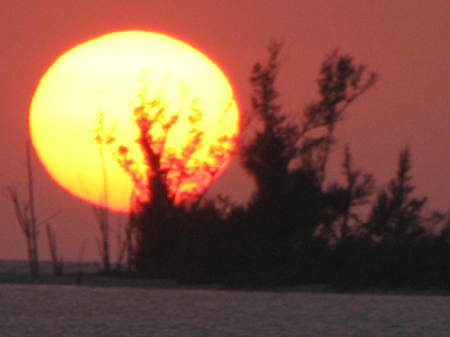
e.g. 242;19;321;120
29;31;240;212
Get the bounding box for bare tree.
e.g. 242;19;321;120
76;239;87;284
46;223;63;275
124;206;138;272
92;205;111;273
93;110;114;273
8;140;40;278
111;212;134;272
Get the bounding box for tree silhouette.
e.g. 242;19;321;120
297;51;377;185
241;41;298;203
93;109;117;273
46;223;63;276
240;43;377;270
330;148;450;289
83;42;450;289
319;146;375;242
109;87;235;276
366;148;426;243
8;141;40;278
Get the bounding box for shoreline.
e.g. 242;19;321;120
1;272;449;297
2;260;449;296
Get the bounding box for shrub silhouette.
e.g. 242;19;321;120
333;149;450;288
366;148;426;243
99;43;449;289
236;43;376;283
108;88;234;277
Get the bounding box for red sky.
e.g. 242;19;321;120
1;0;449;262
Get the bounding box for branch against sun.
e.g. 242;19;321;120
96;83;237;211
30;31;240;212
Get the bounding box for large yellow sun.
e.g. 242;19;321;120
29;31;239;212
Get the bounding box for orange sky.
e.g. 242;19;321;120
0;0;448;262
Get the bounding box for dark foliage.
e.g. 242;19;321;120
123;43;449;290
331;150;449;289
365;148;427;243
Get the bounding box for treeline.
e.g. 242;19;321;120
126;43;450;289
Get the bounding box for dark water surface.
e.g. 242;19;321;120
1;283;449;337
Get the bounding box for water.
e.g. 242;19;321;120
0;260;100;276
1;283;449;337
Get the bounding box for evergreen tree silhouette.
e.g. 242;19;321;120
241;41;298;203
242;45;375;231
319;146;375;243
239;43;376;283
366;148;426;243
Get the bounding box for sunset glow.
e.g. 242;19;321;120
29;31;240;212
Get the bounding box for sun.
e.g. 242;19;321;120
29;30;240;212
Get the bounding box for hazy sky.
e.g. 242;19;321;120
1;0;448;261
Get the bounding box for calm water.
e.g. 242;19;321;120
1;283;449;337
